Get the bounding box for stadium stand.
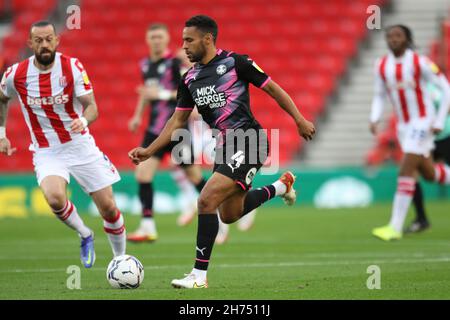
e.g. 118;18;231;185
0;0;56;172
365;13;450;166
0;0;384;171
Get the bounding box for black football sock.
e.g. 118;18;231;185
412;182;428;224
139;182;154;218
194;213;219;271
194;178;207;193
241;185;276;217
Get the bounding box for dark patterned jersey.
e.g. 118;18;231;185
175;49;271;141
140;52;181;134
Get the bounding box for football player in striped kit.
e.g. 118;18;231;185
0;21;126;267
370;25;450;241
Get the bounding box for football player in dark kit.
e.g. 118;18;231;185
128;15;315;288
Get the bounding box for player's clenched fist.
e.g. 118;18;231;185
128;147;151;165
0;138;17;156
297;119;316;141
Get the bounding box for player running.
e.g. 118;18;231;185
370;25;450;241
128;15;315;288
127;23;207;243
174;48;257;244
0;21;126;267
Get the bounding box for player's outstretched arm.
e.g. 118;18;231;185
0;90;16;156
262;80;315;141
128;108;192;165
72;92;98;133
128;94;147;133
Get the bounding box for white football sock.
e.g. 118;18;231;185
53;201;91;238
434;163;450;184
103;210;126;257
272;180;287;196
389;177;415;233
141;217;157;235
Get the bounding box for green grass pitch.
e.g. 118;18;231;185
0;201;449;300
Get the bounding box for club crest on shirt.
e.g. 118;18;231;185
157;64;166;74
216;64;227;75
59;76;67;87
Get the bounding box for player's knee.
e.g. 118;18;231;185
135;173;152;184
219;212;238;224
97;200;117;218
184;167;201;184
197;195;218;213
45;190;66;210
420;166;435;181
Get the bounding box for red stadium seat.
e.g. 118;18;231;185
0;0;375;171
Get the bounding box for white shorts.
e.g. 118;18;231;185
32;134;121;193
397;118;435;157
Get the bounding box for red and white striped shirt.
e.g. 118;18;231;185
0;52;93;149
370;49;450;129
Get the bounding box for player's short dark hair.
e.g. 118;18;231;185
185;15;218;43
147;23;168;32
29;20;56;36
386;24;414;48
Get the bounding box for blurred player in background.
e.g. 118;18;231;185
175;48;258;244
370;25;450;241
129;15;315;288
0;21;126;267
127;23;207;243
405;82;450;233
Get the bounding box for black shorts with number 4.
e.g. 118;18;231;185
141;131;194;167
213;127;269;191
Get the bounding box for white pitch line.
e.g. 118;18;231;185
3;256;450;274
0;251;445;261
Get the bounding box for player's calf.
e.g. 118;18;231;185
52;200;92;238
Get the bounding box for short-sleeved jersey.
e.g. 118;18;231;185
373;48;448;124
0;52;93;149
175;49;271;137
140;53;181;135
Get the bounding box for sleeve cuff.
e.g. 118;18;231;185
259;76;271;88
176;106;194;111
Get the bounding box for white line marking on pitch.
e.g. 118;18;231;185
3;256;450;274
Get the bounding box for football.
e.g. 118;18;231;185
106;255;144;289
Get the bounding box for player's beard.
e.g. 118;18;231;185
35;49;56;66
188;45;207;63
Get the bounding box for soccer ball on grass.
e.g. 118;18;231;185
106;255;144;289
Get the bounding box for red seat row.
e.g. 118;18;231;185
1;0;383;171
